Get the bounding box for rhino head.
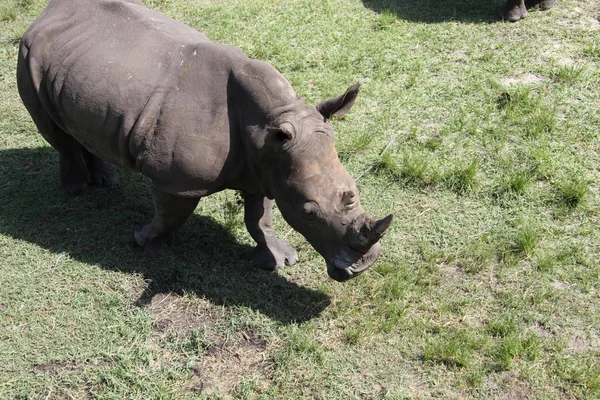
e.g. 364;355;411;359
235;61;393;281
232;60;392;281
262;87;392;281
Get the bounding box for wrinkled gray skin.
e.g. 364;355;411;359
500;0;556;22
17;0;393;282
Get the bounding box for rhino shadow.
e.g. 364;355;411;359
362;0;503;23
0;147;330;324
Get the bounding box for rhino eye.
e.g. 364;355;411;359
302;201;320;221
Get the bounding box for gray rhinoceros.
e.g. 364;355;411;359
500;0;556;22
17;0;393;282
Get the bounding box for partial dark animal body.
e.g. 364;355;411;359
500;0;556;22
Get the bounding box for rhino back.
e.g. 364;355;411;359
20;0;248;194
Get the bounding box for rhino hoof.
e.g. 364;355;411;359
90;161;119;187
63;181;88;196
60;154;89;195
134;221;174;250
60;155;118;194
499;3;527;21
142;236;173;253
251;239;298;270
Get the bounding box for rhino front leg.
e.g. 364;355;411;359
243;192;298;270
135;188;200;250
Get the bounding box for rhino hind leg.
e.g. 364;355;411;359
17;69;117;195
243;193;298;270
58;149;90;195
32;118;93;195
54;139;119;195
58;147;119;195
499;0;527;21
83;152;119;188
135;188;200;250
18;80;86;193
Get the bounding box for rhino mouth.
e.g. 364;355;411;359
327;242;381;282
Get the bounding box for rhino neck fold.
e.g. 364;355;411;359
227;60;300;199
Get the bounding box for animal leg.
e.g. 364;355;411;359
83;151;119;188
17;60;117;194
18;72;88;194
499;0;527;21
243;192;298;270
134;188;200;250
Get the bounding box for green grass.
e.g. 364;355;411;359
511;223;542;258
444;160;479;194
556;173;589;209
1;0;600;398
584;41;600;59
423;328;486;368
551;63;587;84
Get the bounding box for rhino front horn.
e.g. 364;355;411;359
366;214;394;244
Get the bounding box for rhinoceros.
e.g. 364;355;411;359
500;0;556;22
17;0;393;282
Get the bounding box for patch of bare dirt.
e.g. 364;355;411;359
500;73;544;87
438;262;466;288
450;49;468;60
567;328;600;354
400;364;432;399
531;321;555;338
147;292;272;397
486;371;532;400
558;6;600;31
148;292;214;339
183;328;271;397
550;280;569;290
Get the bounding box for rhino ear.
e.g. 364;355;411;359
316;83;360;120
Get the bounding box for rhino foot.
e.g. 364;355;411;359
88;158;119;187
59;151;118;195
134;220;174;250
526;0;556;10
60;153;89;195
251;239;298;270
499;1;527;22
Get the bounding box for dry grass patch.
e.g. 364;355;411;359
147;293;273;397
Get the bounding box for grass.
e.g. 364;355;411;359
512;223;541;258
556;174;589;209
423;328;486;368
444;160;479;194
551;64;587;84
584;41;600;59
1;0;600;399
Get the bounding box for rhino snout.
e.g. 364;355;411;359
326;213;393;282
326;242;381;282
